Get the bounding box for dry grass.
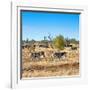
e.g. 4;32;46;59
22;47;79;78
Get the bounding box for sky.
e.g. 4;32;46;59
21;10;80;41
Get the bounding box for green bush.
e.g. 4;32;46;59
53;35;65;50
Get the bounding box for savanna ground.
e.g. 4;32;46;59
21;46;79;78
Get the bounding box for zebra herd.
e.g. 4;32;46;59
30;51;67;61
22;43;78;61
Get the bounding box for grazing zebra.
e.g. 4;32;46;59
30;51;45;61
53;52;66;60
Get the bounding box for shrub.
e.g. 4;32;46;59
53;35;65;50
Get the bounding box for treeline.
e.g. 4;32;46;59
22;34;79;50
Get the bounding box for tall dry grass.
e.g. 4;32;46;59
22;47;79;78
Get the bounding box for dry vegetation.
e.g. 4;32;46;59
22;46;79;78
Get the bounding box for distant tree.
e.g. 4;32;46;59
65;37;70;46
70;38;78;44
30;39;35;44
44;36;47;41
53;35;65;50
40;36;48;43
26;38;29;43
48;33;52;41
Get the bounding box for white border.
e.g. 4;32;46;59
11;1;88;88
